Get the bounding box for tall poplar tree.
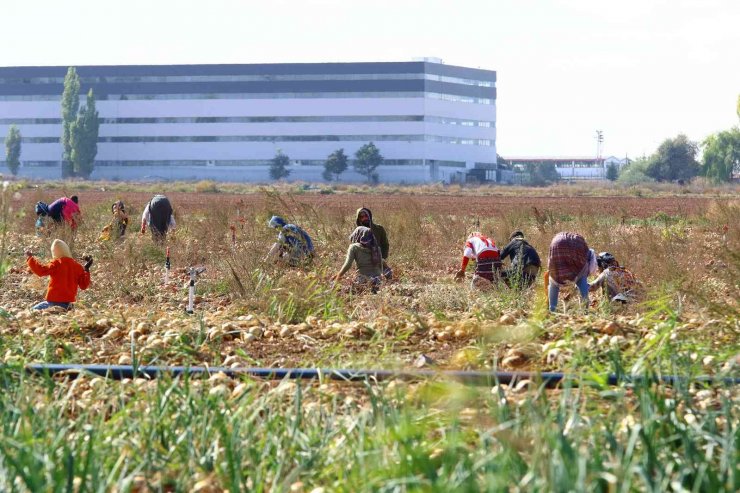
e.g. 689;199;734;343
60;67;80;178
70;89;100;179
4;125;21;176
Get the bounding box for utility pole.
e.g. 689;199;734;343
595;130;604;168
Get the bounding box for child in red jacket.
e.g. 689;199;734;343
26;239;92;310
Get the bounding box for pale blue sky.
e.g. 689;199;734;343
2;0;738;158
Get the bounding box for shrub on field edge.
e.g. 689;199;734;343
194;180;219;193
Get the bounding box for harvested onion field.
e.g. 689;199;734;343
0;183;738;491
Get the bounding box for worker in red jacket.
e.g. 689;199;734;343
26;239;92;310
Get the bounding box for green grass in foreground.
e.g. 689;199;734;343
0;360;736;492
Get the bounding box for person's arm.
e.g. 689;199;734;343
460;241;476;271
169;213;176;229
455;255;471;281
265;242;281;262
587;249;598;276
377;226;389;259
499;241;514;262
530;246;542;267
26;255;55;277
78;268;91;290
335;245;356;279
62;200;80;229
589;271;607;292
61;202;71;223
141;207;150;233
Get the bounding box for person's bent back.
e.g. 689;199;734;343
266;216;314;267
141;195;175;241
47;196;80;229
547;232;595;312
500;231;541;288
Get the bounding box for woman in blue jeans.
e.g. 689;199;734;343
547;232;597;312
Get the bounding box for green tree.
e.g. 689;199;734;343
702;127;740;182
605;162;619;181
4;125;21;176
644;134;700;182
354;142;383;183
269;150;291;180
60;67;80;178
525;162;559;186
70;89;99;179
618;157;655;185
322;148;348;181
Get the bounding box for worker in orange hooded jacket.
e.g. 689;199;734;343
26;239;92;310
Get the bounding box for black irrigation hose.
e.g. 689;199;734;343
15;364;740;387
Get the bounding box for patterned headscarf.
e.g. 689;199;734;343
268;216;287;229
349;226;381;266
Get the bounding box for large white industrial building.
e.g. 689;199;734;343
0;60;497;183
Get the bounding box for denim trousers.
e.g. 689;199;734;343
32;301;71;311
548;275;589;312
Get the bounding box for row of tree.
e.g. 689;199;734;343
5;69;736;184
613;97;740;184
269;142;384;183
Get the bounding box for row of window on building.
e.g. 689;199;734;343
0;91;495;104
3;159;496;168
0;115;494;127
17;135;494;146
1;72;494;87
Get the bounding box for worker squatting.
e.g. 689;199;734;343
28;196;642;313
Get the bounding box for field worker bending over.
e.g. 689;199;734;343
141;195;175;241
34;201;49;237
546;232;597;312
25;239;91;311
266;216;314;266
47;195;81;230
100;200;129;241
589;252;642;303
455;232;502;288
500;230;541;289
334;226;383;293
356;207;392;279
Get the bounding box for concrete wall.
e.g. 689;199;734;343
555;166;605;180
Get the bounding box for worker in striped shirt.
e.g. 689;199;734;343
455;232;502;288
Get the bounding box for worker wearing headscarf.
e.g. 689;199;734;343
334;226;383;292
25;239;91;310
266;215;314;266
356;207;392;279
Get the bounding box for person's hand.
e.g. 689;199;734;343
454;270;465;282
83;255;93;272
24;249;33;258
140;224;146;235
